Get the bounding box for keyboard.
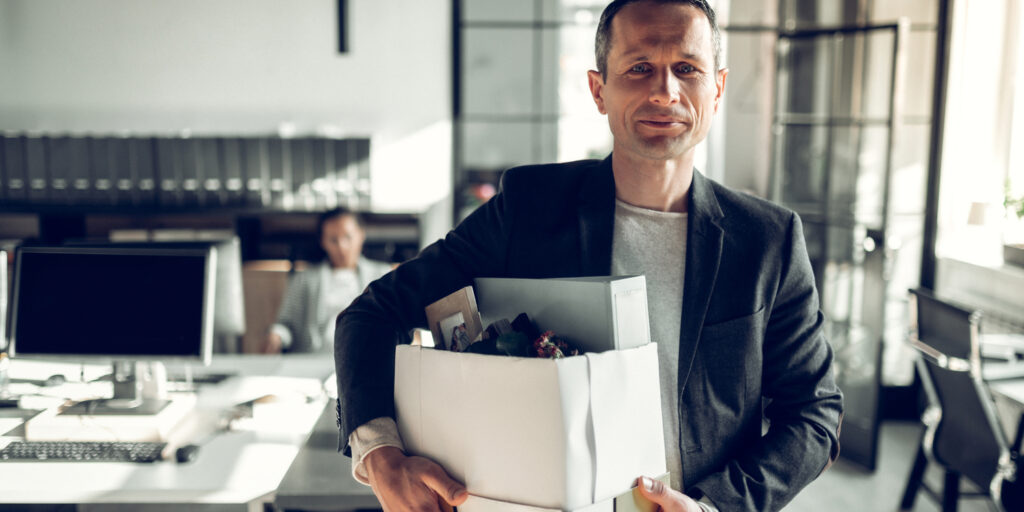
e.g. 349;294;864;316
0;440;167;462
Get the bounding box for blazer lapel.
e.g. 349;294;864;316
678;170;724;392
577;156;616;275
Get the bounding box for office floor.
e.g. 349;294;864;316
785;420;993;512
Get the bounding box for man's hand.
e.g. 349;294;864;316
364;446;468;512
263;333;282;354
636;476;703;512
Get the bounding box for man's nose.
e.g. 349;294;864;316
649;70;680;105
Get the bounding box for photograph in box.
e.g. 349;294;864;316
424;285;482;350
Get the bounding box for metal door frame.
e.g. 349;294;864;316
724;20;908;471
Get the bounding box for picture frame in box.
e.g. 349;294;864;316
425;286;482;350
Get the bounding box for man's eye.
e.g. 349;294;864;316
629;64;649;73
677;64;696;74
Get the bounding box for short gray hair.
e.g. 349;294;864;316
595;0;722;80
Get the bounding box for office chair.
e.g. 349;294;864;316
899;288;1019;512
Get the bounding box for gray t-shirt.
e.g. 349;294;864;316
610;198;687;491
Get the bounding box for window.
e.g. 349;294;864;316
937;0;1024;263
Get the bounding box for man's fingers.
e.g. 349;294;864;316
421;466;468;506
438;495;455;512
636;476;668;503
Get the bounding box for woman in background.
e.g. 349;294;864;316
264;208;392;353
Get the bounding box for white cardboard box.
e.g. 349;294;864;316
394;343;665;510
473;276;650;353
458;474;667;512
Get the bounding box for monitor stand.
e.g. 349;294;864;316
64;360;171;416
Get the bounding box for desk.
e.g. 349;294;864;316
991;378;1024;407
0;354;335;512
990;378;1024;454
274;402;381;511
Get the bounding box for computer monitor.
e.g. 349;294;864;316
8;245;216;411
1;249;8;352
68;237;246;354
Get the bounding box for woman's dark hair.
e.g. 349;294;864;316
317;207;364;240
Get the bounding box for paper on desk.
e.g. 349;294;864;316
0;419;24;436
324;371;338;399
7;359;110;383
200;376;324;410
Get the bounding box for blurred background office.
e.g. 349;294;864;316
1;0;1024;510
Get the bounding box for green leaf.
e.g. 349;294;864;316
495;332;530;357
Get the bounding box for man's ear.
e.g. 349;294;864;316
587;70;607;115
713;67;728;113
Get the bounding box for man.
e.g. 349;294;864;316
265;208;391;353
335;1;843;511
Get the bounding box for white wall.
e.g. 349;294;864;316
0;0;452;212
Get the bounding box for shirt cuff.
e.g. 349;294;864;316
270;324;293;350
349;417;405;485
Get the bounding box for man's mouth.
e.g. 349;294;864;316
638;118;686;129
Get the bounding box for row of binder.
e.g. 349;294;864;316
0;134;371;210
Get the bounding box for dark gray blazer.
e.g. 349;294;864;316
335;156;842;512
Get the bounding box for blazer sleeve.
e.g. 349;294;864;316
334;173;517;454
692;212;843;512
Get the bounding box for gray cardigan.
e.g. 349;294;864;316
271;257;392;353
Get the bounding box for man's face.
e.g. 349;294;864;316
321;215;365;269
588;1;727;163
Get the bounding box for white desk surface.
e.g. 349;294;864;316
1;353;335;509
991;378;1024;408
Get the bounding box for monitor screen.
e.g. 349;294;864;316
9;245;215;362
65;237;245;353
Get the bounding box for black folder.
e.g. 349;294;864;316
25;135;49;203
47;135;90;205
2;135;27;203
68;136;92;204
311;138;332;210
352;138;371;209
155;137;183;207
197;137;223;207
88;136;116;205
266;137;289;210
0;135;6;203
289;137;315;211
109;137;135;206
178;138;201;207
331;138;355;208
220;137;245;207
241;137;269;208
132;137;158;206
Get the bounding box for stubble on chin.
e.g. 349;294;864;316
630;133;693;161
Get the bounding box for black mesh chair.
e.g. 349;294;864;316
899;288;1018;511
